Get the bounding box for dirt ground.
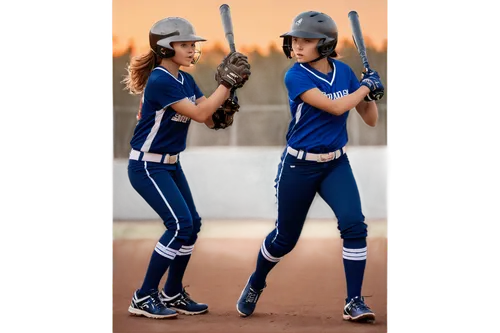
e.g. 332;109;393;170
113;235;387;333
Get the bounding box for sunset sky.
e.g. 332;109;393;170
113;0;387;54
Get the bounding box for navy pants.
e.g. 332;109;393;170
264;151;367;259
128;160;201;260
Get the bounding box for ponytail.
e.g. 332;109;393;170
122;50;158;95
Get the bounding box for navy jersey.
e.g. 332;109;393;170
130;67;204;154
284;58;360;153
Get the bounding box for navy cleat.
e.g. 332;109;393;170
160;288;208;315
128;289;178;319
236;278;266;317
343;296;375;322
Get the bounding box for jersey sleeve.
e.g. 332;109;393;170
348;67;361;93
148;75;187;109
284;69;317;102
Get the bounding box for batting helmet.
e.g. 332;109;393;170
149;17;206;60
280;11;338;60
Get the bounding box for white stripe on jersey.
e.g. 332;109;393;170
155;66;184;84
141;109;166;152
299;61;336;86
295;102;303;124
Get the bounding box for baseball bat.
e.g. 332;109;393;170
219;3;239;100
348;11;370;71
219;4;236;53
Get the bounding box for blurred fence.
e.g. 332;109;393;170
113;43;388;221
113;43;387;158
114;146;386;220
114;103;386;158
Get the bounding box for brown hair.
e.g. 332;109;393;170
122;50;159;95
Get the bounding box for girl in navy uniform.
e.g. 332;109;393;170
123;17;250;319
236;11;384;322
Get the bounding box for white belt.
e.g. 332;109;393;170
286;146;346;163
129;149;179;164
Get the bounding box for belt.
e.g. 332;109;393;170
286;146;346;163
129;149;179;164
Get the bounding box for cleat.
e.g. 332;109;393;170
236;277;265;317
342;296;375;322
160;288;208;315
128;289;178;319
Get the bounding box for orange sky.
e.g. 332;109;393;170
113;0;387;55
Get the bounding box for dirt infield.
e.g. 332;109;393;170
113;234;387;332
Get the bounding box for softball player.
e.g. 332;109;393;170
123;17;250;319
236;11;384;322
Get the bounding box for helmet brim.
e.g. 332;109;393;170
279;30;327;39
157;34;207;48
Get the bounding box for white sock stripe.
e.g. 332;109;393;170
177;245;194;256
261;241;279;260
260;242;281;262
180;245;194;250
343;247;367;253
342;251;367;257
155;242;179;256
154;247;175;259
342;255;367;261
343;255;367;260
260;247;279;263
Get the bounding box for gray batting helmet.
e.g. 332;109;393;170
280;11;338;60
149;17;206;58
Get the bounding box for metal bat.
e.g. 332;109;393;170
348;11;370;72
219;4;238;99
219;4;236;53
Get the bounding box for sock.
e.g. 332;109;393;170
342;238;367;300
249;240;280;290
163;245;194;296
138;230;179;296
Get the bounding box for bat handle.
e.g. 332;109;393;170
230;87;237;98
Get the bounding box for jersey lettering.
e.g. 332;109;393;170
171;113;191;123
170;94;195;123
322;89;348;100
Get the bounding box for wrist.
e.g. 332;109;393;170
359;85;370;94
220;81;232;89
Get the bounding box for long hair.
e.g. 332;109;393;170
122;50;159;95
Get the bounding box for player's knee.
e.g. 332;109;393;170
184;217;201;245
192;216;202;235
268;234;300;257
176;217;194;242
340;220;368;239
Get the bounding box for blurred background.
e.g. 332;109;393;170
113;0;387;223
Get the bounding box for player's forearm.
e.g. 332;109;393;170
356;101;378;127
204;117;215;128
193;85;230;122
324;87;370;116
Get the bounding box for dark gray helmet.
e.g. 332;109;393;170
149;17;206;58
280;11;338;60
